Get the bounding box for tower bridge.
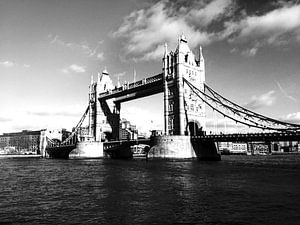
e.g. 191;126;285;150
45;34;300;160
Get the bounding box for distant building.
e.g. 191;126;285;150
218;142;232;153
150;130;163;137
232;143;247;154
219;141;300;155
40;128;72;156
218;142;247;154
0;130;42;155
274;141;299;153
73;126;91;142
119;118;138;140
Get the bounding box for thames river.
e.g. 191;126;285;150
1;155;300;225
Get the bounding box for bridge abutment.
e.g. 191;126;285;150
69;141;104;158
148;135;221;160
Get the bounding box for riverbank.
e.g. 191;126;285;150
0;154;42;158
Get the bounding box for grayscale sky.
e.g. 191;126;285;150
0;0;300;134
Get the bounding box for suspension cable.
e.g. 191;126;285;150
183;78;300;132
205;84;300;128
61;105;89;145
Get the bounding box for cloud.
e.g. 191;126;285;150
244;90;276;110
0;116;12;122
0;61;32;69
27;111;81;117
0;61;15;68
223;3;300;52
113;1;300;60
284;112;300;124
187;0;234;27
113;72;126;78
96;52;104;61
0;104;87;135
275;81;297;102
62;64;86;74
241;47;258;57
49;34;104;60
113;0;234;61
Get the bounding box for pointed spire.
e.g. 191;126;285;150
164;42;168;57
97;72;101;83
180;33;187;42
91;75;94;85
117;75;121;88
133;67;136;83
199;46;204;61
102;67;109;75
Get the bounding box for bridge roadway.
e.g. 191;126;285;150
103;132;300;152
98;73;163;103
103;139;151;158
192;132;300;142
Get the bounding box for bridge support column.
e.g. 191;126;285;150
148;135;221;160
163;43;169;135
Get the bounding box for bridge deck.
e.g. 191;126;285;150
192;132;300;142
98;74;163;102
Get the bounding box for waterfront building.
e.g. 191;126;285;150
0;130;42;155
74;126;90;142
278;141;299;152
232;143;247;154
218;142;232;153
218;142;247;154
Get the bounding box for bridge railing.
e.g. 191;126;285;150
99;73;163;98
190;131;300;142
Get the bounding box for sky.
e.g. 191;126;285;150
0;0;300;135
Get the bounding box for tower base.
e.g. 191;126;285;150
148;135;221;160
69;141;104;159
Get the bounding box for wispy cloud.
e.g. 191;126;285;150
48;34;104;60
241;47;258;57
284;112;300;124
0;61;15;68
0;105;86;134
275;81;297;102
0;61;31;69
113;0;300;60
113;0;234;61
0;116;12;122
27;111;81;117
113;72;126;78
244;90;276;110
61;64;86;74
96;52;104;61
223;3;300;54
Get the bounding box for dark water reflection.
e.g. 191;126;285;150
0;155;300;224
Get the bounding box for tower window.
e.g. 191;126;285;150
169;102;173;111
185;55;188;63
191;104;194;111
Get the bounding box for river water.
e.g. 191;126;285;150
0;155;300;225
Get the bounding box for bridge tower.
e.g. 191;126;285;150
88;69;120;141
163;34;206;136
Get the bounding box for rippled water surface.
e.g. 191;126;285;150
1;155;300;225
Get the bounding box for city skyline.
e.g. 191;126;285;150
1;0;300;134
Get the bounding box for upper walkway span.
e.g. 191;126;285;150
98;73;163;103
